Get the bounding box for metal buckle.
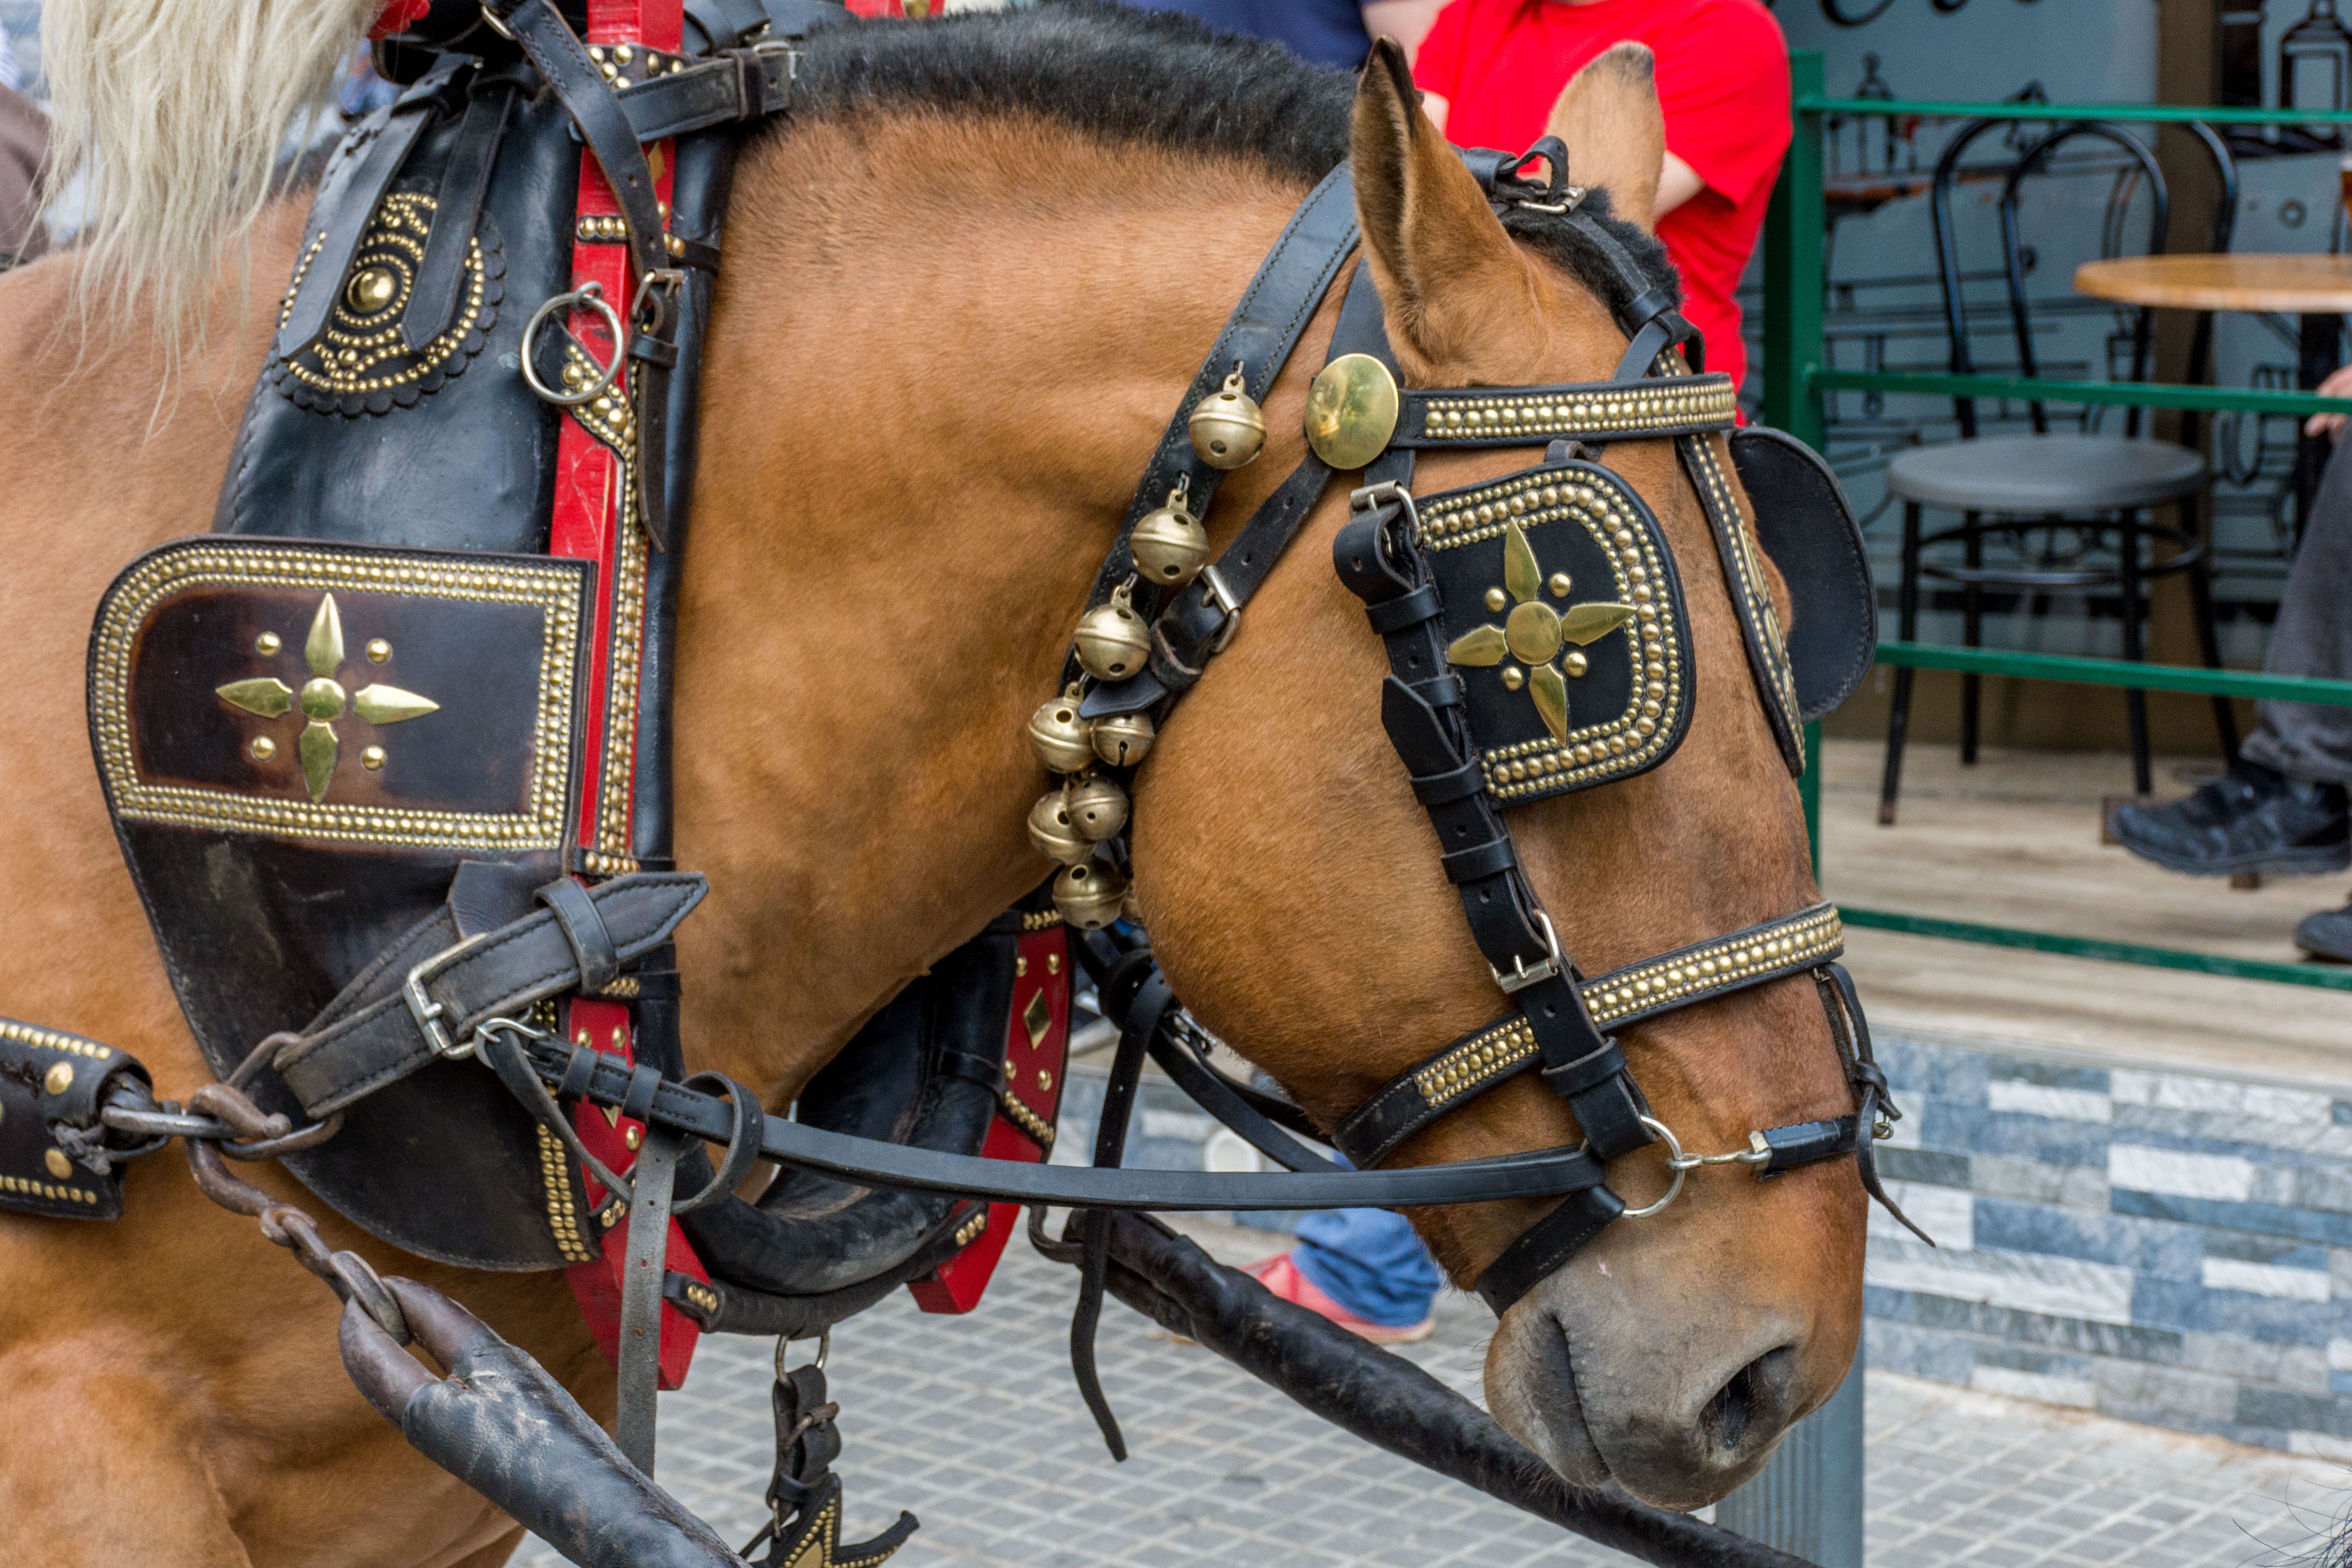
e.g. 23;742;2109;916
1198;565;1242;654
478;2;517;41
403;934;491;1062
1489;909;1566;996
630;267;687;331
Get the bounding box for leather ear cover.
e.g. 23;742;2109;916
1728;426;1877;723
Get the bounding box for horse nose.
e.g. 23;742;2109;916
1612;1339;1806;1506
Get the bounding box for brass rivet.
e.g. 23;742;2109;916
1047;953;1061;974
255;631;282;655
624;1126;643;1151
360;746;386;772
1484;587;1507;612
1501;666;1525;691
43;1149;71;1179
1038;1069;1055;1093
1548;573;1572;599
43;1062;72;1095
1016;956;1028;978
366;638;391;663
250;736;277;762
611;1027;627;1050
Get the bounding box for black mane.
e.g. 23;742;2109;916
790;1;1678;318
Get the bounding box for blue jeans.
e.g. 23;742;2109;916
1291;1209;1443;1328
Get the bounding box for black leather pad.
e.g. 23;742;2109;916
1729;427;1877;723
1415;460;1694;805
88;536;593;1269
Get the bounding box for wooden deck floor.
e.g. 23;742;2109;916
1817;738;2352;1087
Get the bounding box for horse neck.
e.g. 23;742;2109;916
671;113;1316;1098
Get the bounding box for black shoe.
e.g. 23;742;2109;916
2109;760;2350;876
2295;900;2352;963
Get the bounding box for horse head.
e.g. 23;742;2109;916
675;17;1861;1511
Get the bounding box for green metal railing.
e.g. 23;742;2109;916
1765;61;2352;991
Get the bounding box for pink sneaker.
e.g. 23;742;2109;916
1242;1251;1435;1344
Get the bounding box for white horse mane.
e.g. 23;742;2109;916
40;0;381;355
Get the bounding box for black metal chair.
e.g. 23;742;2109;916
1879;119;2241;824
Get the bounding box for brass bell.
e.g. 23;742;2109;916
1091;710;1156;768
1073;584;1150;682
1188;363;1267;470
1026;792;1094;867
1054;858;1130;931
1067;776;1129;841
1026;693;1096;773
1131;487;1210;588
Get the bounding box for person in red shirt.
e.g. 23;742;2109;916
1414;0;1791;395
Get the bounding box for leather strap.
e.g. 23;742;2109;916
400;78;513;351
509;1029;1615;1211
1472;1184;1625;1315
1069;163;1361;699
608;41;799;141
272;874;707;1117
536;876;622;993
1396;374;1735;449
272;68;449;360
1681;424;1807;775
616;1123;682;1474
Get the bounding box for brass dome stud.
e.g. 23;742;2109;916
1091;711;1156;768
1073;585;1150;682
1131;488;1210;588
1053;859;1129;930
1026;793;1094;867
1026;695;1097;773
1066;776;1129;841
1188;364;1267;470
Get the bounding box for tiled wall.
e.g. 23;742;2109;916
1067;1027;2352;1454
1866;1028;2352;1456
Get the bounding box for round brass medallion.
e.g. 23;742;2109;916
1303;352;1400;471
43;1149;71;1180
346;265;398;315
299;676;347;721
1504;601;1564;665
250;736;277;762
361;746;387;772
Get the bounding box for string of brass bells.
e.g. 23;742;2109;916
1021;363;1261;928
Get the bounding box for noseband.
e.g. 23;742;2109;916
1025;142;1924;1317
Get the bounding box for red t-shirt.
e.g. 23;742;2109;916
1414;0;1791;394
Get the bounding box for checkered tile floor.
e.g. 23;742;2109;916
516;1223;2352;1568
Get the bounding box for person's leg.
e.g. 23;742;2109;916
2109;437;2352;877
1247;1208;1442;1341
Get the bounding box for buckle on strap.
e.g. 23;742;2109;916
1489;909;1566;996
1197;565;1243;654
403;934;491;1062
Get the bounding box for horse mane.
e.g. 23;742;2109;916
793;2;1679;321
33;0;1673;356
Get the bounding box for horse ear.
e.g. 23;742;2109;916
1544;44;1665;234
1351;37;1533;373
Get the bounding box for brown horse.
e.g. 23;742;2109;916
0;18;1860;1564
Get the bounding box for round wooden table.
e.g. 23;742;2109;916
2075;253;2352;519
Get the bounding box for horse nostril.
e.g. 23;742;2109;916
1699;1346;1792;1455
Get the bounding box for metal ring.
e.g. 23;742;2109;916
520;282;624;407
1617;1114;1687;1220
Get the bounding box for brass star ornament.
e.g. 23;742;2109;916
216;594;439;801
1444;522;1635;741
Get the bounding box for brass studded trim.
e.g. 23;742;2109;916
0;1174;99;1205
92;543;581;850
678;1279;721;1313
1419;472;1686;800
0;1020;113;1063
535;1121;595;1264
996;1090;1056;1150
951;1208;989;1249
1412;1017;1537;1109
560;341;652;860
1413;375;1735;444
1684;432;1803;767
584;40;690;83
1020;908;1066;932
1585;908;1845;1027
272;192;501;414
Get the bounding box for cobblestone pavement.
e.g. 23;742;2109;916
520;1222;2352;1568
